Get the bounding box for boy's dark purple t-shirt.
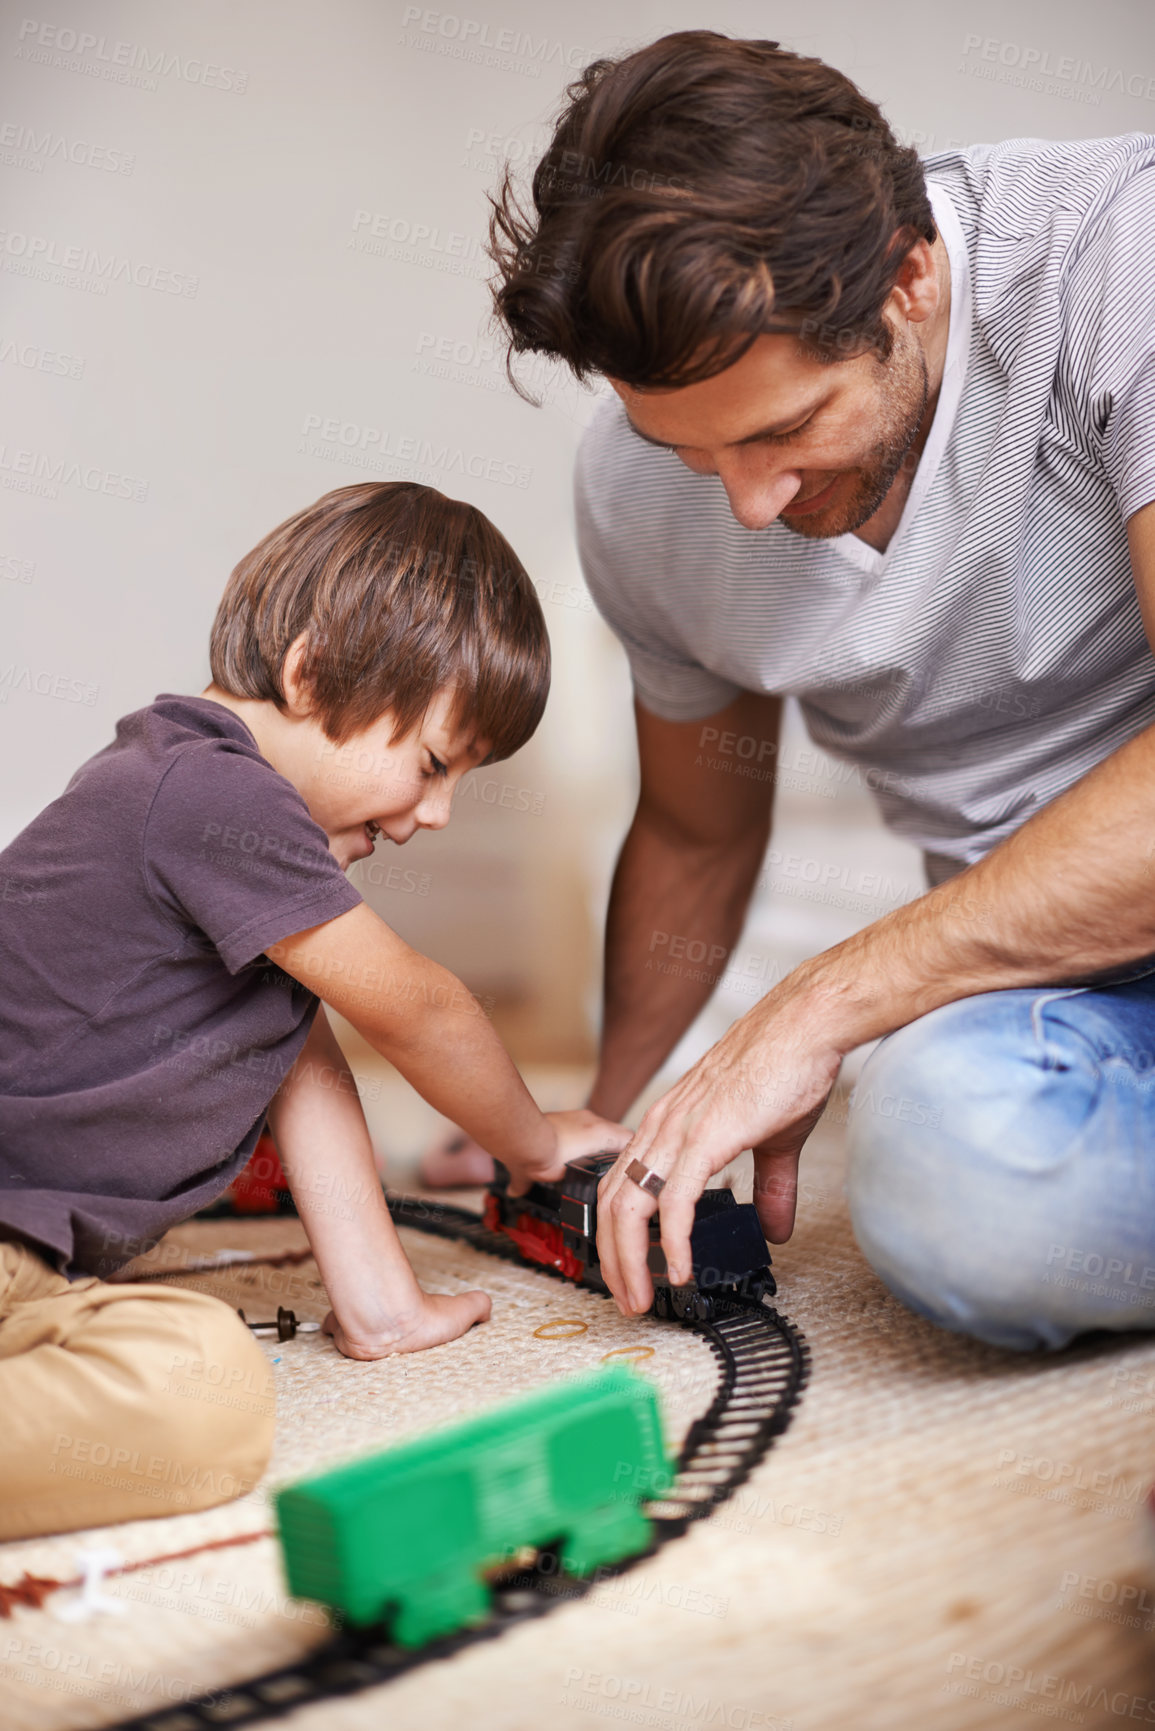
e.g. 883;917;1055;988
0;694;363;1277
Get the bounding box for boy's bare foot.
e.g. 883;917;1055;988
322;1288;491;1358
418;1130;495;1188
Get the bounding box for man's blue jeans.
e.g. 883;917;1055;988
845;968;1155;1350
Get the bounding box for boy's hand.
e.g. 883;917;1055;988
321;1288;491;1359
505;1108;632;1197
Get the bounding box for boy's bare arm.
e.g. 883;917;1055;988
266;903;628;1186
266;1006;491;1355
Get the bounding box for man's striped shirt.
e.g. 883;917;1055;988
575;135;1155;879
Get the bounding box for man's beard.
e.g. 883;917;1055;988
778;336;930;540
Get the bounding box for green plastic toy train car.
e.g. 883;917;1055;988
275;1365;673;1647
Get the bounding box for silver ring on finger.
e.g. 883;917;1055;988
626;1158;666;1199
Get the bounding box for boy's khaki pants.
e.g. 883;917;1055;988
0;1240;276;1541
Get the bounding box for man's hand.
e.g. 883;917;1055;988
596;982;843;1315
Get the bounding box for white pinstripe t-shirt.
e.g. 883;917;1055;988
575;136;1155;876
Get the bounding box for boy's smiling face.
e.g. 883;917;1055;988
203;638;491;873
306;688;489;871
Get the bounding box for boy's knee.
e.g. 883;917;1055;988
161;1292;276;1454
128;1287;277;1504
0;1285;278;1537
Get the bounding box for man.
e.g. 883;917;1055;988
483;30;1155;1350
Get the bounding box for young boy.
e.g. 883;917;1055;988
0;481;630;1541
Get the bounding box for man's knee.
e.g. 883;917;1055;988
844;1005;1092;1349
847;995;1003;1155
845;1005;971;1217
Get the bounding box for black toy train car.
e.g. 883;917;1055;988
484;1153;774;1321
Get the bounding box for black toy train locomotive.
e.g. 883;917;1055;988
484;1152;775;1321
196;1136;775;1322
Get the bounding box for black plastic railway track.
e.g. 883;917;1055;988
107;1193;809;1731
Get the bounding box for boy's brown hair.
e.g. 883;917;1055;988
489;31;936;391
209;482;549;758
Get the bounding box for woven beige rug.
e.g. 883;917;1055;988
4;1096;1155;1731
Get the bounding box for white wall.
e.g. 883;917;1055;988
3;0;1151;1062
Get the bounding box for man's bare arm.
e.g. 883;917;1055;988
596;501;1155;1313
588;691;780;1120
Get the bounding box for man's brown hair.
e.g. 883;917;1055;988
209;482;549;757
489;31;936;390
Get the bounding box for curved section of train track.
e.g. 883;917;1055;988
109;1194;808;1731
